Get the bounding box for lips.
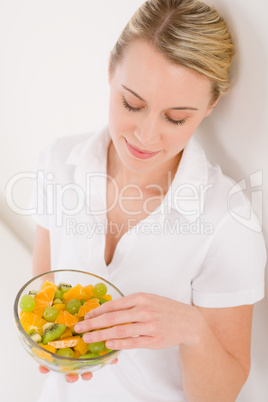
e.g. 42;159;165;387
124;138;160;160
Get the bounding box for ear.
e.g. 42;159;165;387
204;95;222;117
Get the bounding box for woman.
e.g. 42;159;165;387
33;0;266;401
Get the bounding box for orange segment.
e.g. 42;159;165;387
48;336;80;348
32;344;56;362
74;313;83;322
20;311;48;334
53;303;66;311
41;281;58;291
62;284;87;303
55;310;79;327
77;298;100;317
101;294;112;301
69;315;83;334
32;348;53;362
99;350;108;356
41;344;57;353
33;286;56;316
83;285;94;300
74;338;88;355
73;350;81;358
60;328;73;339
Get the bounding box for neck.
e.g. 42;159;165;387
107;141;182;194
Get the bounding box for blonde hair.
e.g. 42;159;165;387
109;0;234;104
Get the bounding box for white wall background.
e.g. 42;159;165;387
1;1;267;401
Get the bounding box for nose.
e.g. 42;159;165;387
134;115;161;146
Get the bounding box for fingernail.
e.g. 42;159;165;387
75;324;82;332
82;373;92;381
66;377;72;383
106;341;114;348
83;334;92;343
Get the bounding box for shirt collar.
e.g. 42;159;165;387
66;125;111;173
66;126;209;222
164;135;209;222
66;126;111;218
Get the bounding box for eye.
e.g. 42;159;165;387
122;97;142;112
165;115;187;126
122;96;187;126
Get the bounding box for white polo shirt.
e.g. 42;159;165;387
32;126;266;402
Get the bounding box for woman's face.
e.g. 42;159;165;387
108;40;216;175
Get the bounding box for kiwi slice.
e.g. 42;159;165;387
28;330;42;343
42;323;66;345
42;322;54;333
28;290;39;298
58;283;72;294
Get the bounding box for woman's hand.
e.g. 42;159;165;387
74;293;205;350
38;358;118;383
38;366;93;383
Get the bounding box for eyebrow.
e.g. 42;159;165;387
121;84;199;111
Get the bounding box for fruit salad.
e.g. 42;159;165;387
19;280;113;361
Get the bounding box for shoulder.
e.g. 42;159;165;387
202;152;255;229
176;136;255;229
40;132;95;166
190;145;266;307
34;130;101;178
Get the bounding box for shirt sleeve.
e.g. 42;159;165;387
192;209;267;308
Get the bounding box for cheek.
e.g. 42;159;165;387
163;124;197;154
172;116;204;143
166;127;191;146
109;103;136;134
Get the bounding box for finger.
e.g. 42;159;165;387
81;372;93;381
39;365;50;374
84;293;143;320
75;310;134;334
105;335;154;350
82;322;149;344
65;374;79;383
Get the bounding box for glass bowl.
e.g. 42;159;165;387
14;269;124;375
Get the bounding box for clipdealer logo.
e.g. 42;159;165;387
65;217;214;239
5;170;212;221
5;169;264;233
227;170;263;232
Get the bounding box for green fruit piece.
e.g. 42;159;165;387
78;353;99;359
42;322;54;333
54;290;63;300
104;347;113;353
80;299;86;305
56;348;74;358
27;330;42;343
58;283;72;294
93;283;107;297
42;323;66;345
43;307;60;322
65;299;81;315
28;290;39;298
98;298;108;305
53;298;63;305
87;341;105;354
20;295;36;312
